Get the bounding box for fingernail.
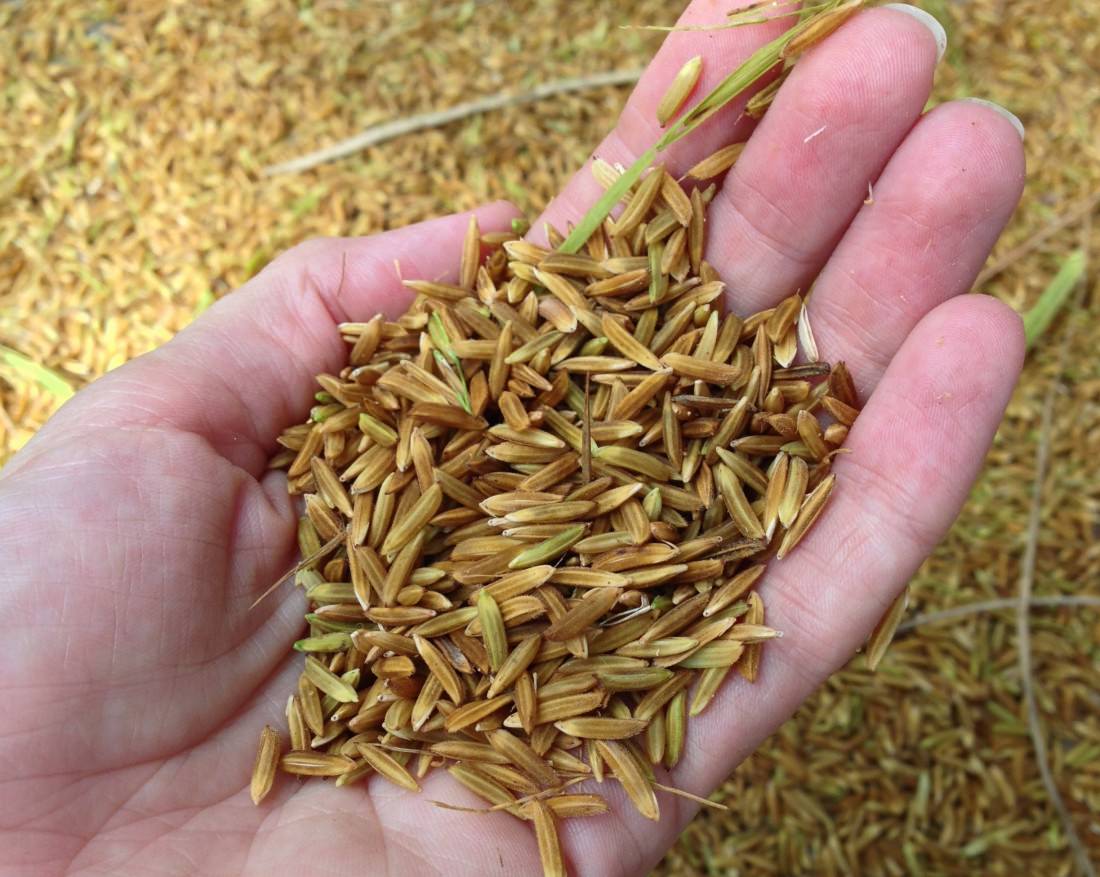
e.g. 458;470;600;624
962;98;1027;140
882;3;948;63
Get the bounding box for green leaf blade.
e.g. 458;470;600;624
0;345;74;401
561;2;853;255
1023;250;1086;349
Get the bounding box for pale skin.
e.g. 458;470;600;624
0;3;1027;875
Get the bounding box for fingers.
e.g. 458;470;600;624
805;98;1026;397
534;0;788;243
670;293;1024;802
707;6;942;314
54;203;518;470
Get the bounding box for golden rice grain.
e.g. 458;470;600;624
460;215;481;290
656;55;703;126
334;759;375;788
689;665;731;717
280;751;357;777
780;0;862;59
380;533;426;605
550;568;631;588
664;690;687;769
645;708;667;763
703;565;766;617
661;352;744;385
596;740;659;821
599;667;676;692
380;483;442;556
482;566;556;602
509;525;587;569
796;409;828;461
514;671;538;735
297;674;326;737
444;695;514;733
414;634;465;704
503;500;596;524
739;591;766;682
250;726;281;805
408;606;478;637
311;457;354;518
286;696;307;752
303;655;359;703
715;463;765;540
723;623;782;643
660;170;694;226
554;717;649;739
489;729;560;788
543;587;622;642
612;167;666;237
865;585;909;671
512;691;608;727
601;313;664;370
685;142;746;180
478;590;509;672
446;764;519;811
776;473;837;559
677;640;745;668
545;794;610;818
633;671;694;721
356;743;421;791
529;800;566;877
778;454;809;528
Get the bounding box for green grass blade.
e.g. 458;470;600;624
561;1;849;254
656;28;796;150
428;312;453;358
0;345;74;401
560;145;658;253
432;349;473;415
1023;250;1086;349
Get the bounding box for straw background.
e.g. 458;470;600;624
1;1;1098;874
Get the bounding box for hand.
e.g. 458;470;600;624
0;4;1025;875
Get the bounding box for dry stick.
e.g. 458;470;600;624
250;531;345;609
973;188;1100;287
264;70;643;176
651;781;729;811
897;595;1100;634
1017;305;1095;877
430;777;588;814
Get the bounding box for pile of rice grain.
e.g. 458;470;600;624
249;155;857;876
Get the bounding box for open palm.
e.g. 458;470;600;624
0;4;1026;875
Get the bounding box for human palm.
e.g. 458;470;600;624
0;5;1026;875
